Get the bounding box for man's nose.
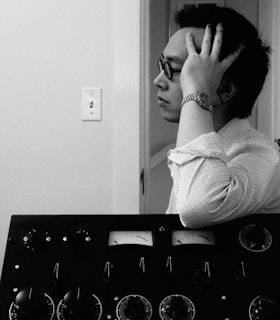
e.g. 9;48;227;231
153;71;168;90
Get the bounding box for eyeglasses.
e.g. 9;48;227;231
157;59;181;81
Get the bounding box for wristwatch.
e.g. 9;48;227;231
181;91;213;113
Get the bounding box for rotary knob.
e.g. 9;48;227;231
63;229;91;250
23;229;51;251
57;287;102;320
239;224;272;252
249;295;280;320
9;287;55;320
159;294;195;320
116;294;152;320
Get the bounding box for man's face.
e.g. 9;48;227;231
154;27;204;123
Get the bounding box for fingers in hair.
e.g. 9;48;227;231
185;32;197;54
211;23;223;59
222;44;245;69
201;24;212;56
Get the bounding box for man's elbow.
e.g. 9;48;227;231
176;200;217;229
176;193;234;229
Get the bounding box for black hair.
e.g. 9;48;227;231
175;4;271;119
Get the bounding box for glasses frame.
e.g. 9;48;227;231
158;59;181;81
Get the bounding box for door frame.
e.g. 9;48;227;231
257;0;278;140
140;0;151;214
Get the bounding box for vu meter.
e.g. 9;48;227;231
108;231;154;246
171;230;216;246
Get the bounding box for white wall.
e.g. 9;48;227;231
0;0;141;276
113;0;141;214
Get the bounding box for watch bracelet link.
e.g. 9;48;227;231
180;91;213;114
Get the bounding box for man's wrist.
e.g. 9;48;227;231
181;91;213;114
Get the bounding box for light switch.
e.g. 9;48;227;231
81;87;102;121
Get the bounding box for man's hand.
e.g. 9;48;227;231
180;23;244;104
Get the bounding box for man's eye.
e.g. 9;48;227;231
170;64;180;70
172;68;181;74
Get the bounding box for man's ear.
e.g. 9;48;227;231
216;76;238;103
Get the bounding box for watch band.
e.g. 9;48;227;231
181;91;213;114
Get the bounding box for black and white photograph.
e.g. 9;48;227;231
0;0;280;319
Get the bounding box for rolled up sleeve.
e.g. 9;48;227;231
167;132;279;228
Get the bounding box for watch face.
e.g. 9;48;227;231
198;92;210;107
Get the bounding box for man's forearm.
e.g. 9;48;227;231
176;101;214;148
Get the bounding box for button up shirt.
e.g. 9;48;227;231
166;118;280;228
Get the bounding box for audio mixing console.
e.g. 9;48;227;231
0;214;279;320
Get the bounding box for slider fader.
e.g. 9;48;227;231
0;214;279;320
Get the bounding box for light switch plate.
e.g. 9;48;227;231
81;87;102;121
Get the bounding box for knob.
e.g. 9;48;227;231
159;294;195;320
23;229;51;251
63;229;91;250
57;287;102;320
9;287;55;320
239;224;272;252
104;261;111;283
249;295;280;320
116;295;152;320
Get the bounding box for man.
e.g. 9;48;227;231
154;5;280;228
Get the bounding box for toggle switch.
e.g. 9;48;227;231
81;87;102;121
104;261;111;283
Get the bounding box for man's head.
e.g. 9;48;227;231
154;5;271;123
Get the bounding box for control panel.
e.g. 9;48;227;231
0;214;280;320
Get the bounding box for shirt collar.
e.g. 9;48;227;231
218;118;251;144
